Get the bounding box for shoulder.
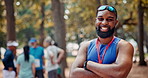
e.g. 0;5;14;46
30;55;35;59
80;40;91;48
5;49;12;55
17;53;23;57
38;46;44;49
48;45;59;50
50;45;57;48
53;45;62;50
117;39;134;55
30;47;33;49
118;39;133;48
79;39;95;51
36;46;44;52
17;54;23;61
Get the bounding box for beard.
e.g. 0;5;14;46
96;25;115;38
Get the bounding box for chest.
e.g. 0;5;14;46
30;48;43;58
87;38;120;64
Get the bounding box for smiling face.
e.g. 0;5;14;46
95;10;118;38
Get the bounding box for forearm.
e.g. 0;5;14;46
16;64;20;75
50;55;55;64
70;68;101;78
57;50;64;64
87;61;131;78
32;64;35;77
42;57;45;66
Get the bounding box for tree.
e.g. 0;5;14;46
39;1;45;46
51;0;67;77
137;0;147;65
4;0;16;41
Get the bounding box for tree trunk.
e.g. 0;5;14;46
144;31;148;53
0;47;1;60
51;0;67;78
137;0;147;66
4;0;16;41
39;2;45;46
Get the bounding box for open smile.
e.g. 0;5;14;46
100;26;109;32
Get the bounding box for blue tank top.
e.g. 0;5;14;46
87;37;121;64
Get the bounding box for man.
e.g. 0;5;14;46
2;41;18;78
29;38;45;78
70;5;134;78
43;36;64;78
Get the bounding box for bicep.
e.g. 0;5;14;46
71;42;89;69
42;50;44;56
16;64;20;73
115;40;134;70
72;51;86;68
32;63;35;68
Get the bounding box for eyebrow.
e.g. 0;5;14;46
97;16;103;18
97;16;115;19
108;16;114;19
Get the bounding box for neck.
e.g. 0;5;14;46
98;36;114;45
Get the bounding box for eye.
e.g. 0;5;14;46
106;18;114;22
97;18;104;21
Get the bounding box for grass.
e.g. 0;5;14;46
145;53;148;57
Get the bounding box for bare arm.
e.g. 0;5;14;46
49;48;64;64
56;49;64;64
42;56;45;73
49;52;55;64
16;64;20;77
69;41;101;78
42;56;45;66
86;40;134;78
32;63;35;77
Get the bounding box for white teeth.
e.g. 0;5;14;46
101;27;108;30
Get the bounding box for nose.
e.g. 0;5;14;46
102;19;108;25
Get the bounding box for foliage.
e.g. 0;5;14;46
16;26;35;46
66;0;98;42
14;0;53;45
0;0;147;45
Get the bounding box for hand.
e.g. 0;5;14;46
8;67;13;71
43;69;45;73
56;60;60;64
51;60;56;65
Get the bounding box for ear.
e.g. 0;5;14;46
115;20;118;26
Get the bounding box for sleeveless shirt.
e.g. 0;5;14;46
87;37;121;64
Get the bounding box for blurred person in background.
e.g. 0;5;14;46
16;45;35;78
2;41;18;78
29;38;45;78
43;36;64;78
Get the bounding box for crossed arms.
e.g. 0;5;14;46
69;39;134;78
